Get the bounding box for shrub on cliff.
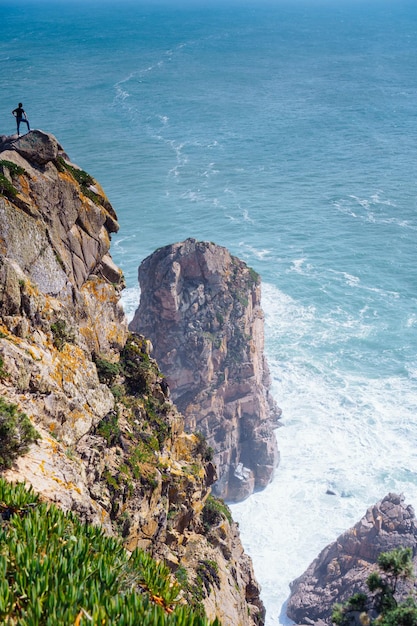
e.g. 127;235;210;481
0;397;39;469
332;547;417;626
0;160;25;199
202;495;232;533
0;478;221;626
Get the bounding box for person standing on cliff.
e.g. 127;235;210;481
12;103;30;136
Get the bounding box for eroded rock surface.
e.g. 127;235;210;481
287;493;417;625
0;133;264;626
130;238;281;501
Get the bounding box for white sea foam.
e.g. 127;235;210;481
239;243;272;260
231;282;417;625
334;194;417;231
120;286;140;323
288;258;313;274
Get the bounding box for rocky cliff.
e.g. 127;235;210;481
0;131;264;626
129;238;281;502
287;493;417;625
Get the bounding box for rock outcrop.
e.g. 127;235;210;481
0;132;264;626
129;238;281;501
287;493;417;625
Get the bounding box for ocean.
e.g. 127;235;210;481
1;1;417;623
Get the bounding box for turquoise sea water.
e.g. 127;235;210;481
1;1;417;623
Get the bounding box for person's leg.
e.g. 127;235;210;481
24;119;30;131
16;119;21;135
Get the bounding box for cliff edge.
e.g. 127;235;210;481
129;238;281;501
0;131;264;626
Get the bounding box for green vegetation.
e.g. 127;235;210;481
55;156;94;187
95;411;121;446
56;156;104;206
0;356;8;381
54;250;66;271
197;560;221;595
94;334;211;543
248;266;260;284
202;495;232;533
203;332;222;350
119;334;172;449
194;432;214;462
0;478;221;625
216;312;224;326
121;335;157;396
176;559;221;616
50;319;75;351
0;160;26;200
94;355;121;385
94;335;173;498
332;547;417;626
0;397;39;470
0;160;26;177
0;174;18;199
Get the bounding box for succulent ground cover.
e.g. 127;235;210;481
0;479;221;626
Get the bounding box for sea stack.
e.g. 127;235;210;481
130;238;281;501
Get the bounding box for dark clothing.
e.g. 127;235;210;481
12;105;30;135
13;106;25;121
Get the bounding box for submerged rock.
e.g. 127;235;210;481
287;493;417;625
130;238;281;501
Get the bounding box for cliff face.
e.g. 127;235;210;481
287;493;417;625
0;132;264;626
129;238;281;502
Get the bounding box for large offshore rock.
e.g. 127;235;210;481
130;238;281;501
287;493;417;625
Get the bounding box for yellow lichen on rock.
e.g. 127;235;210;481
0;131;265;626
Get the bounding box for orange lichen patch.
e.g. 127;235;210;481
45;434;59;446
22;280;41;298
77;328;97;349
171;433;197;462
26;346;44;361
68;408;89;424
79;192;103;213
0;235;7;255
82;278;119;305
18;174;31;198
57;170;76;186
49;438;59;454
40;295;63;320
49;344;90;387
51;476;82;494
0;323;10;337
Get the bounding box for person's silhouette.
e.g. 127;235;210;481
12;103;30;136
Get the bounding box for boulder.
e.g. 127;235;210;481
13;130;59;165
287;493;417;624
